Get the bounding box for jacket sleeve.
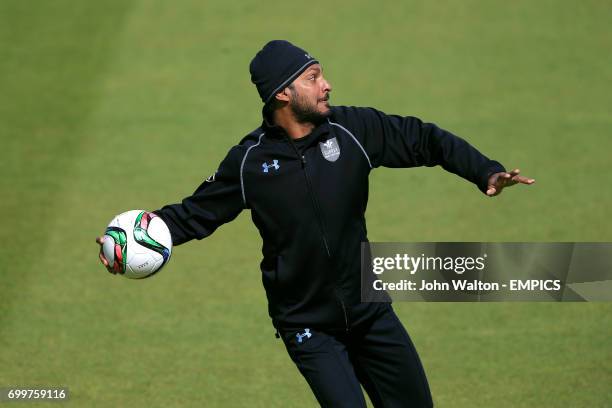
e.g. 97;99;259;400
337;106;505;193
153;146;245;245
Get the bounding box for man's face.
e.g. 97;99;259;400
287;64;332;124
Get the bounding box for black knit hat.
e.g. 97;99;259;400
250;40;319;104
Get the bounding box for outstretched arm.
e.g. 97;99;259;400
333;106;534;195
96;145;245;274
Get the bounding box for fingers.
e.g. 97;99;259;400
99;250;113;273
486;168;535;197
99;252;115;274
498;169;518;183
96;236;109;267
96;236;115;274
507;169;535;185
500;169;535;186
98;251;109;267
514;175;535;185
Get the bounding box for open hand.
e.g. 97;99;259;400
486;168;535;197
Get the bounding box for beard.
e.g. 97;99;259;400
289;91;331;125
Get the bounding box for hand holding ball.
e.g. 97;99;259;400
98;210;172;279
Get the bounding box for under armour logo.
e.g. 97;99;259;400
205;171;217;183
296;328;312;343
262;160;280;173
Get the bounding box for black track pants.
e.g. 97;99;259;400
280;307;433;408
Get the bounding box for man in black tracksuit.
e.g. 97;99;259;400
98;41;534;407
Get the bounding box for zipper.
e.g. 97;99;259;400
299;154;332;257
286;137;349;332
286;138;331;257
335;288;350;332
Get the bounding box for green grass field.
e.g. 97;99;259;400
1;1;611;406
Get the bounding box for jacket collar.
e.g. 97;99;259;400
261;112;330;146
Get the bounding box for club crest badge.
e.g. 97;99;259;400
319;137;340;162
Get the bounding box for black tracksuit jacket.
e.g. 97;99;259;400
155;105;505;332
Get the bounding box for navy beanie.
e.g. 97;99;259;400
250;40;319;104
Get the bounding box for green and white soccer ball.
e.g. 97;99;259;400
102;210;172;279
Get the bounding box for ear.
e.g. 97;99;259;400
274;87;291;103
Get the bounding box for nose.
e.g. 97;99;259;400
322;76;332;93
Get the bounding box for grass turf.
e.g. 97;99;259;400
1;1;611;406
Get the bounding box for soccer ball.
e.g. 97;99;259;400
102;210;172;279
